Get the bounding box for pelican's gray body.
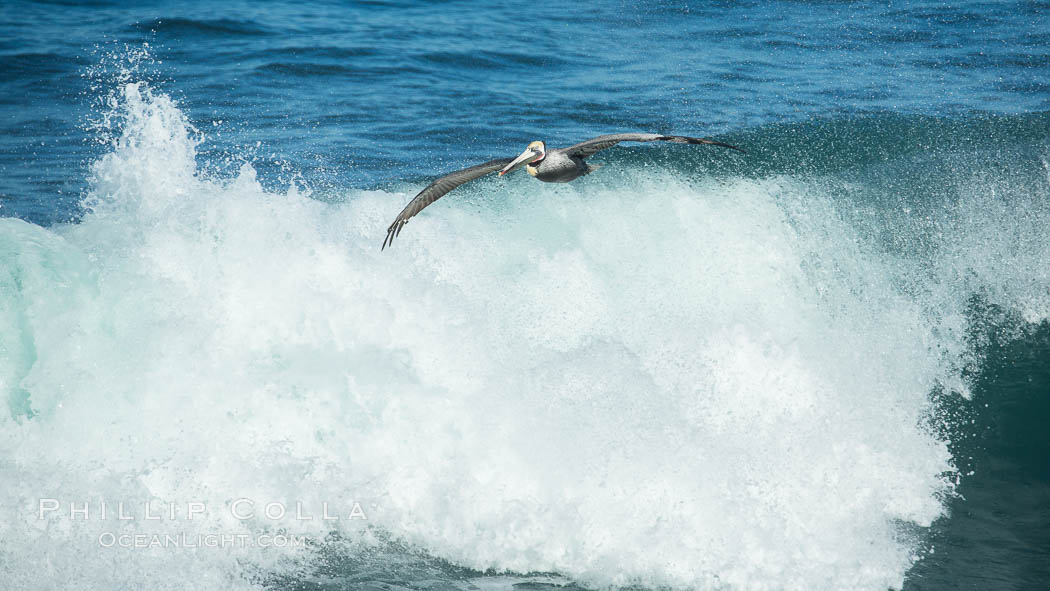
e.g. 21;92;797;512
526;150;599;183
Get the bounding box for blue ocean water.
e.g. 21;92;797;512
1;1;1048;590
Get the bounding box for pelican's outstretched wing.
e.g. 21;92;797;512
561;133;744;159
383;157;514;250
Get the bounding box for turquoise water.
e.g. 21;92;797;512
1;2;1048;590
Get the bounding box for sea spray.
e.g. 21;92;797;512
2;77;1049;591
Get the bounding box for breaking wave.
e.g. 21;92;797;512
1;80;1048;590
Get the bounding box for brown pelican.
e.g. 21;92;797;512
382;133;743;249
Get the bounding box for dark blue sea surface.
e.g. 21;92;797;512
1;1;1048;590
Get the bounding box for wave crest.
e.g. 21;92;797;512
2;78;1049;591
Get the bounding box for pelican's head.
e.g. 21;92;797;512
499;141;546;176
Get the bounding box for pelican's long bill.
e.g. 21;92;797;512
498;144;542;176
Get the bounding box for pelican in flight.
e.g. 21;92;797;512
382;133;742;249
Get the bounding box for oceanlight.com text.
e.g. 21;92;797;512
97;531;308;549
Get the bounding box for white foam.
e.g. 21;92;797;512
1;81;1048;590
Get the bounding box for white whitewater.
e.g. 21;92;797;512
1;81;1049;591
